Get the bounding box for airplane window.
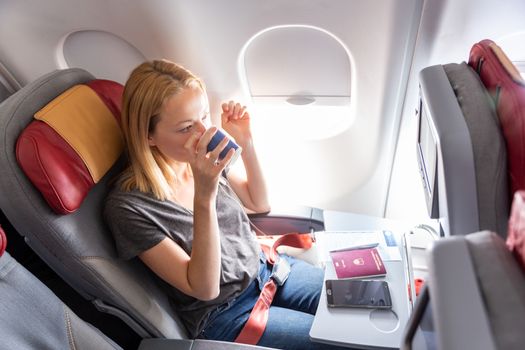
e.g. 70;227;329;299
236;26;357;207
249;104;352;141
240;25;353;140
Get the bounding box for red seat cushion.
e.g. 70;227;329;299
468;39;525;197
16;80;124;214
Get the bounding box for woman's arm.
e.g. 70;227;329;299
140;128;236;301
139;196;221;301
221;101;271;213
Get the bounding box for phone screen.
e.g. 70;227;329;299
325;279;392;309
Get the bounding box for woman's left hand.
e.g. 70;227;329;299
221;101;252;148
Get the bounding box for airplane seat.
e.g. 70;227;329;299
418;60;509;237
0;224;123;350
1;223;273;350
402;192;525;350
0;67;296;348
0;68;189;339
404;40;525;349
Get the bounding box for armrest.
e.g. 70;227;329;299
247;205;324;235
138;339;276;350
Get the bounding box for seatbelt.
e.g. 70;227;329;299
235;232;314;345
0;225;7;257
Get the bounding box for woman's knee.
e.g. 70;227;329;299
258;306;348;350
257;307;314;350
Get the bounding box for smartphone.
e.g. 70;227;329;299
325;279;392;309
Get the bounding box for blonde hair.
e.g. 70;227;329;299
119;59;205;200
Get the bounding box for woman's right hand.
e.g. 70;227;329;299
184;127;235;198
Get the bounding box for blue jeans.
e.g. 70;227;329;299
199;254;352;350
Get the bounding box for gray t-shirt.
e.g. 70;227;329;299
103;176;261;337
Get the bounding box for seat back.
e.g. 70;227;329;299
403;230;525;350
417;61;509;237
403;192;525;350
443;62;510;236
0;225;122;350
0;68;187;338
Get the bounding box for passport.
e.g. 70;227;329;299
330;247;386;279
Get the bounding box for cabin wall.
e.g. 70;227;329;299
0;0;423;217
4;0;524;220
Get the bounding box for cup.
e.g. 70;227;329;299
206;129;242;166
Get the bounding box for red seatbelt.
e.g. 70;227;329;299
0;225;7;257
235;232;314;345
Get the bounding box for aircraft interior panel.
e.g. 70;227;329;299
0;0;423;217
59;30;148;84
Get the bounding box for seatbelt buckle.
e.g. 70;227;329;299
270;258;291;286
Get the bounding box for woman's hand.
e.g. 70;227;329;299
184;127;235;198
221;101;252;148
219;101;271;213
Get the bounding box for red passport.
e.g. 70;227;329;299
330;247;386;279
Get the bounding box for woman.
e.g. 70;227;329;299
104;59;347;350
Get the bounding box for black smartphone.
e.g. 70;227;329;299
325;279;392;309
